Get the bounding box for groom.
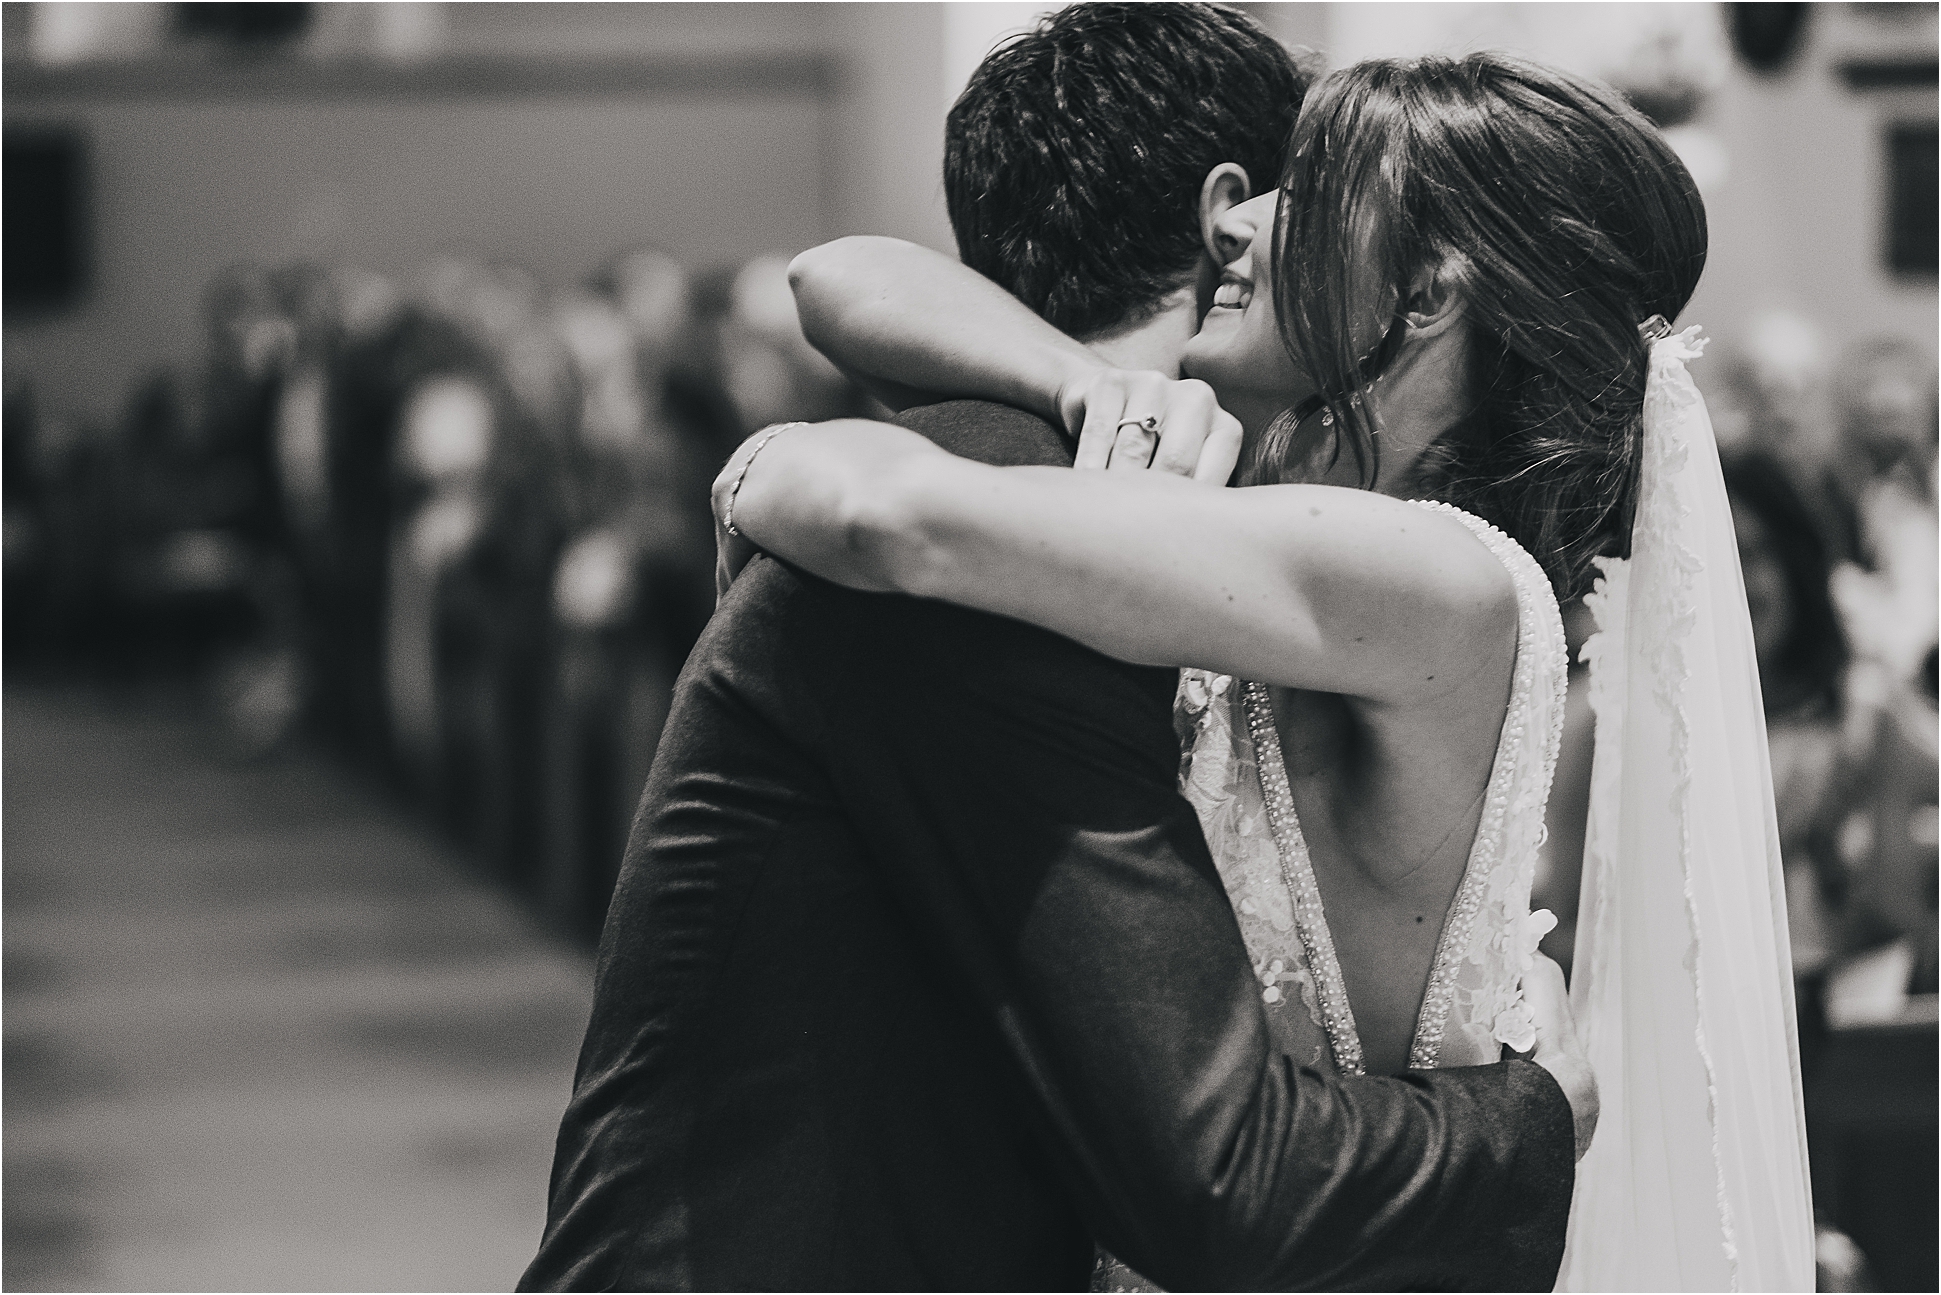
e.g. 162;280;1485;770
523;6;1583;1290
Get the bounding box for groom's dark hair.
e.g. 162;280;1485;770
945;3;1308;339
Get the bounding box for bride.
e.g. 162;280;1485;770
718;53;1813;1291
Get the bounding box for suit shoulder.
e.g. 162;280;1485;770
891;400;1070;469
892;399;1060;439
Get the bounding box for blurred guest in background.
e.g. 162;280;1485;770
1725;444;1935;1293
266;263;401;756
316;284;467;768
4;384;119;673
393;258;574;888
541;250;725;934
78;266;311;748
1805;669;1938;1293
384;366;500;806
1720;451;1851;997
1821;338;1939;699
713;254;875;437
5;379;55;661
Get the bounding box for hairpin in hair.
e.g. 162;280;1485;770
1638;314;1672;343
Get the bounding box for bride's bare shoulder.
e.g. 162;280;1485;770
1292;490;1520;705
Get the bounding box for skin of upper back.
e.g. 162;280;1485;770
1266;603;1519;1076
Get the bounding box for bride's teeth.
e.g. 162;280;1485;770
1214;283;1246;308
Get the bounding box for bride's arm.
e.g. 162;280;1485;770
719;421;1515;702
791;238;1242;478
788;237;1098;423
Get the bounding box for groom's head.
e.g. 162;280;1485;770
945;3;1307;340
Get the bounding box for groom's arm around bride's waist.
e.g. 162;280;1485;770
800;399;1580;1291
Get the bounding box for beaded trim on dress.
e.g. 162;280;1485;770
1402;501;1569;1069
1188;500;1568;1075
1239;682;1366;1074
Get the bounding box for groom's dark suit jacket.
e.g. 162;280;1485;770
521;401;1575;1293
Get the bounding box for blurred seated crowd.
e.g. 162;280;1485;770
2;249;1934;1287
1722;338;1937;1293
2;246;872;939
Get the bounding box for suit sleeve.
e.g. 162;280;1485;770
784;580;1575;1291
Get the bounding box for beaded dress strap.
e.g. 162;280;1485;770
1240;683;1365;1076
1402;499;1568;1070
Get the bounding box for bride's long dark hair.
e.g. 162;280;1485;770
1266;53;1708;601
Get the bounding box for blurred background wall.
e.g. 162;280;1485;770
6;3;826;420
5;2;1935;430
5;1;1183;421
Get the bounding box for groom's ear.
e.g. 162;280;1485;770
1199;163;1254;265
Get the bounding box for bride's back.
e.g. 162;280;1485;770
1177;501;1568;1079
1272;674;1505;1075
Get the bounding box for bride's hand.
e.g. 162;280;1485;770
712;429;782;606
1522;953;1598;1162
1055;369;1242;485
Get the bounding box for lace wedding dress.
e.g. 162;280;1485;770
1094;501;1569;1291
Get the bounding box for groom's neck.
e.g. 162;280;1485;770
1077;284;1200;377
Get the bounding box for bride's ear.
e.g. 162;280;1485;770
1401;258;1467;339
1199;164;1254;265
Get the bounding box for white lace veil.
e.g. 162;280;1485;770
1558;325;1816;1291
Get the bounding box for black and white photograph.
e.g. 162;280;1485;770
3;1;1935;1290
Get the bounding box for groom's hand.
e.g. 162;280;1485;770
1057;369;1242;485
1524;953;1598;1162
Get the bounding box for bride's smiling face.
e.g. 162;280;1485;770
1181;190;1315;422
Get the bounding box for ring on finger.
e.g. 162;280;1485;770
1114;415;1161;435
